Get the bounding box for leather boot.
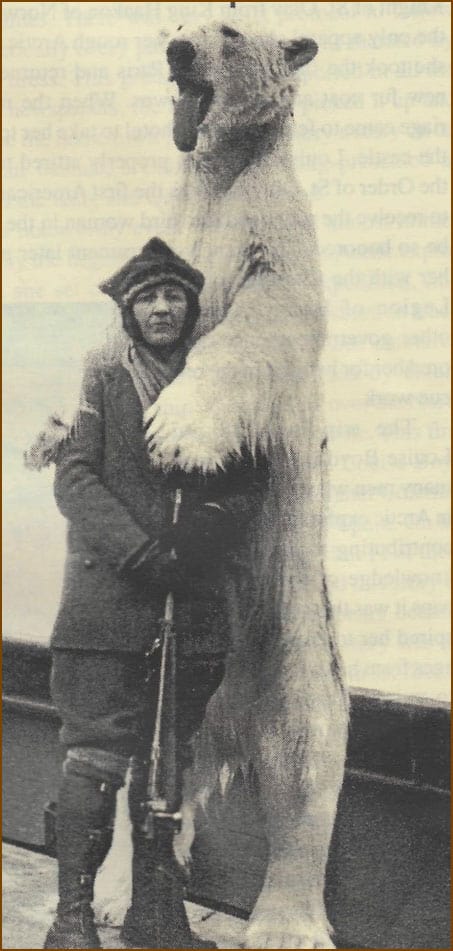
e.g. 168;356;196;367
121;829;216;949
44;769;118;950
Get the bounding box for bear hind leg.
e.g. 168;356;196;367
244;704;346;949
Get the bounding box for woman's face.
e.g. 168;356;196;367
132;282;188;349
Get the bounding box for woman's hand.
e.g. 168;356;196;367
124;540;191;599
173;503;239;572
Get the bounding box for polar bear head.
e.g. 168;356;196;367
166;21;318;153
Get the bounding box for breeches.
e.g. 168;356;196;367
51;648;224;790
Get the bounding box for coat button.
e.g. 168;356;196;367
84;558;94;569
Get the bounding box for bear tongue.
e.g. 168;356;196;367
173;88;200;152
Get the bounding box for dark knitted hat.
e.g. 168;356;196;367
99;237;204;306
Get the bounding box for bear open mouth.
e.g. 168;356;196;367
170;76;214;152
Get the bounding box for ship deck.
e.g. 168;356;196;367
2;843;246;950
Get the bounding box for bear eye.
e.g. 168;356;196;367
220;25;241;39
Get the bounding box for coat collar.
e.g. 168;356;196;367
102;363;150;468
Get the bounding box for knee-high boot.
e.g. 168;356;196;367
121;757;215;950
44;766;119;950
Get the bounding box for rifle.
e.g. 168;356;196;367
145;486;182;836
139;488;213;949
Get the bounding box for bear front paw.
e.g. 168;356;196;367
145;374;240;471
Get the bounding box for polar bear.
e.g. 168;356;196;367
100;21;347;951
28;20;348;950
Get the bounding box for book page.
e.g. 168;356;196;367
3;1;451;701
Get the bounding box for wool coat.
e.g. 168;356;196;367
51;352;268;657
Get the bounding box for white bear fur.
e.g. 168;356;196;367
95;22;348;950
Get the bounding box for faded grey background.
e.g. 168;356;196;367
3;1;451;699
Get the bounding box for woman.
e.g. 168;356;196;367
44;238;268;950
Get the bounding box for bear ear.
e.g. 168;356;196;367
281;37;318;71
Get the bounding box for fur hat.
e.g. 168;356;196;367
99;237;205;306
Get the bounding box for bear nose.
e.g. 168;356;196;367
167;39;196;70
